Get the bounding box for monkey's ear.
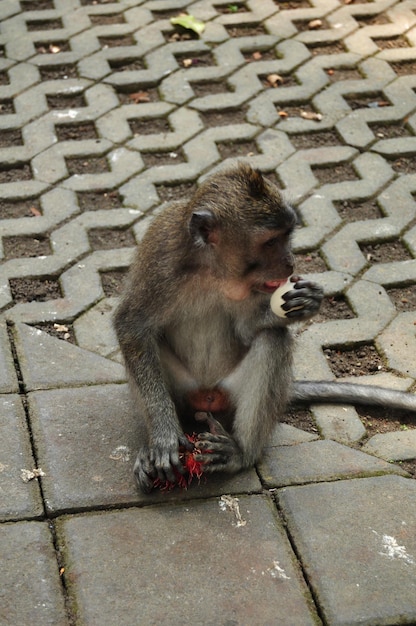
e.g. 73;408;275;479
189;210;219;246
246;167;267;199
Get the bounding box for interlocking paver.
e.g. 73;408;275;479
1;1;416;623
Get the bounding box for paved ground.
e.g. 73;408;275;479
1;0;416;624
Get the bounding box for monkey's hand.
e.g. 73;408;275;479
281;277;323;320
194;412;244;473
134;432;194;493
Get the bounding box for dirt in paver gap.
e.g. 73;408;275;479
100;269;129;297
77;190;122;211
21;0;54;9
55;122;98;141
47;93;86;109
283;408;318;435
3;234;51;260
0;129;23;147
89;13;125;25
88;228;136;250
361;240;412;264
39;64;78;80
0;164;33;182
32;322;76;344
0;198;42;218
9;277;62;302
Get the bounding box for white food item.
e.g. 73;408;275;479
270;279;294;317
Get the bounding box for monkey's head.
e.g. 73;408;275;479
188;163;297;301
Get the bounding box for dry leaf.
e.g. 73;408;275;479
266;73;284;88
30;206;42;217
49;44;61;54
182;58;193;68
300;110;322;121
54;323;69;333
278;110;288;118
170;14;205;36
129;91;150;104
308;19;323;29
21;468;45;483
252;51;262;60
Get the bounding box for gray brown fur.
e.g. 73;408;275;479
114;163;323;492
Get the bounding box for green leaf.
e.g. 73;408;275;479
170;14;206;36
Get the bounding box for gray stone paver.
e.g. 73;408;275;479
279;476;416;626
0;394;43;521
58;496;319;626
258;439;406;488
1;0;416;624
28;383;262;514
0;521;67;625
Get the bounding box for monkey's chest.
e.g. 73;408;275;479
165;315;244;387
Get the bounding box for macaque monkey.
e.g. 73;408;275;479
114;163;416;493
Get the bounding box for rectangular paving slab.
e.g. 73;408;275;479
0;394;43;521
27;384;261;513
58;495;319;626
0;520;67;625
258;439;406;488
278;475;416;626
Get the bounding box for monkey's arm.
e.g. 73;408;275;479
114;313;192;492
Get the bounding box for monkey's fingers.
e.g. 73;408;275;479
195;411;229;437
134;450;157;493
179;433;195;451
149;444;185;483
283;283;323;317
194;451;230;466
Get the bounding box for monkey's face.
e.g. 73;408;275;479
188;163;298;301
215;226;295;301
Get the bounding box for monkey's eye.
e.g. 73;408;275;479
264;236;279;248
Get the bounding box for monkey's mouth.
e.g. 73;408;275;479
259;280;287;294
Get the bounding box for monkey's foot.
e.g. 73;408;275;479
194;412;244;473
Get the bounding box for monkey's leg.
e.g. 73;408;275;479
196;328;293;473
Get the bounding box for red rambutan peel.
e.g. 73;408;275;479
152;433;206;492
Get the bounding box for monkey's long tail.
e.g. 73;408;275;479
291;380;416;413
